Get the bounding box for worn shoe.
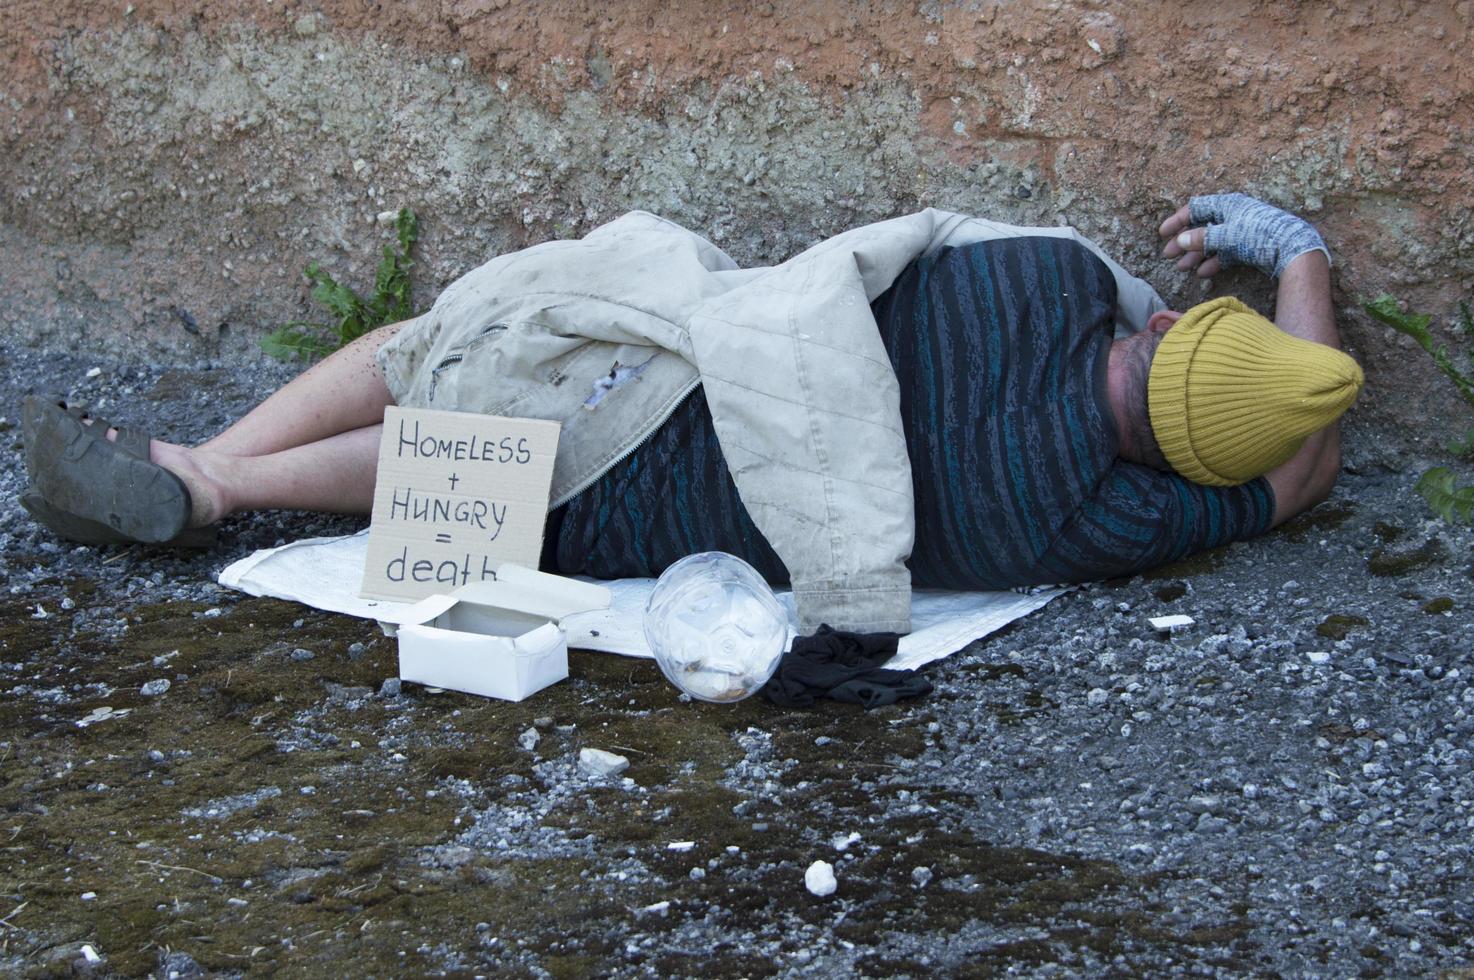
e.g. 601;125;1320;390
22;396;193;544
19;487;216;548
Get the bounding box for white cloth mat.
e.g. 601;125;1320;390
217;530;1063;671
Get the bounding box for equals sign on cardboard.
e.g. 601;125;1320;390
434;533;452;544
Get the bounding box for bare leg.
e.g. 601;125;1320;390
154;425;384;527
196;321;407;457
54;323;405;534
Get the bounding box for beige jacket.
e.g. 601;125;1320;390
378;209;1165;633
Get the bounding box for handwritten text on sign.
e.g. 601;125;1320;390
359;407;561;602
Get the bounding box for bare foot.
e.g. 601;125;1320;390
149;441;231;528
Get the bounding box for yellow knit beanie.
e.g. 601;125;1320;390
1147;297;1364;486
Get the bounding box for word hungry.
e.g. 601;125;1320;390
389;487;507;540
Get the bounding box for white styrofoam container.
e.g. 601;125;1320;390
387;565;611;701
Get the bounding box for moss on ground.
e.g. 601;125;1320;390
1278;500;1357;544
1317;614;1371;640
0;589;1253;974
1367;538;1449;577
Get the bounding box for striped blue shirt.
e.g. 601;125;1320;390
545;237;1275;587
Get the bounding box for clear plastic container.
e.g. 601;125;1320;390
643;552;791;703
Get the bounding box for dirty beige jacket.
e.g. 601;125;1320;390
378;209;1165;633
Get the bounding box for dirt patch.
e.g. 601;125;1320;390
1;1;1471;453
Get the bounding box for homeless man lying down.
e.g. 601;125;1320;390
22;192;1362;635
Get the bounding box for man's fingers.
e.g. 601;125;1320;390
1175;251;1203;272
1175;227;1207;254
1158;204;1191;240
1162;225;1207;259
1196;256;1222;278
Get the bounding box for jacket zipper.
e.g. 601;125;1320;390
551;377;701;509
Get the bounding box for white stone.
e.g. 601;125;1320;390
579;748;629;778
805;860;837;897
518;727;540;751
1087;687;1110;707
667;841;695;852
139;679;171;697
1149;614;1195;632
1306;651;1331;665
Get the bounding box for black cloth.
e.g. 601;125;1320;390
761;626;932;709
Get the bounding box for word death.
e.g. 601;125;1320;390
383;546;497;588
389;487;507;539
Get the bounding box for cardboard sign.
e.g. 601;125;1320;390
359;407;561;602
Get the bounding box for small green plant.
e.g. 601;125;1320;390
261;208;420;360
1364;293;1474;523
1414;468;1474;524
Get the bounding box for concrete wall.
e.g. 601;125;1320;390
3;1;1473;458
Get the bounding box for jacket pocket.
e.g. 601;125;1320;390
426;321;509;403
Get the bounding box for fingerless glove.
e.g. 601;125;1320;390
1189;192;1330;279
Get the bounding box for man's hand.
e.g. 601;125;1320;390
1159;193;1330;280
1159;193;1347;526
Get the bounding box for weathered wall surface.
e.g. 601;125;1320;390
2;1;1472;456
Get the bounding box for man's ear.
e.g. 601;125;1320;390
1146;310;1184;334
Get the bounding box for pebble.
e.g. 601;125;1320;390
1186;794;1222;814
346;642;366;660
1306;651;1331;665
578;748;629;778
1087;687;1110;707
290;648;315;662
379;678;402;698
912;866;933;888
139;679;170;697
518;728;540;751
805;860;837;897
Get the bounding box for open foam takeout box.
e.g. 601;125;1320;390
378;564;611;701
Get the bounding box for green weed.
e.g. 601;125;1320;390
261;208;420;360
1414;468;1474;524
1364;294;1474;523
1364;294;1474;408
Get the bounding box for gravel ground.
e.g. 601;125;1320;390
1;339;1472;978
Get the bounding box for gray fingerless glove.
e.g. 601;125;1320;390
1188;192;1330;279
